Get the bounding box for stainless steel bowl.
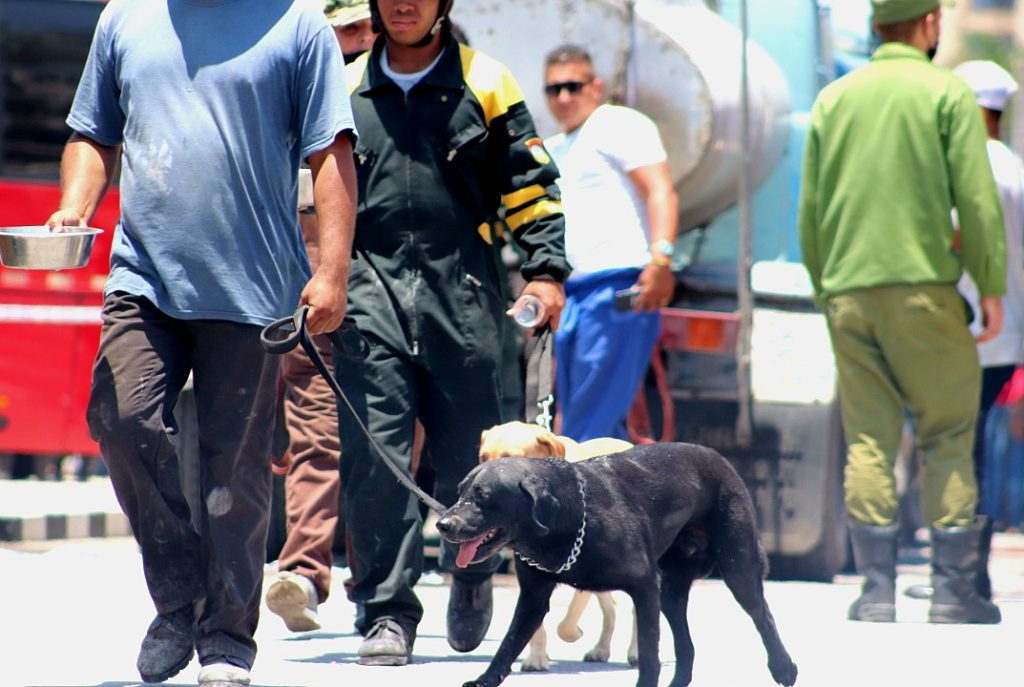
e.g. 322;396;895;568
0;226;103;270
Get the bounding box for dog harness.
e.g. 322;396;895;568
516;466;587;574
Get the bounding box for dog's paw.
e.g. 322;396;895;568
583;647;611;663
627;648;639;667
520;653;550;672
769;657;798;686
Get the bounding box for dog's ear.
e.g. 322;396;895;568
519;474;559;536
478;427;495;462
537;432;567;459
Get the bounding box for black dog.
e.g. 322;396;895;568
436;442;798;687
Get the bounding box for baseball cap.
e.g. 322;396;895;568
325;0;371;27
871;0;953;25
954;60;1019;112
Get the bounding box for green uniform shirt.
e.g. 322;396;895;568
799;42;1005;302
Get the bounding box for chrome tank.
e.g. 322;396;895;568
451;0;792;231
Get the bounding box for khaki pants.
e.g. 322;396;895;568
277;336;342;603
826;284;980;528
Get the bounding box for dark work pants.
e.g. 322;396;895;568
334;337;504;638
86;292;279;668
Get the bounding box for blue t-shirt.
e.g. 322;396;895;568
68;0;355;325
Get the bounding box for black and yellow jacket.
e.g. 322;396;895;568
344;37;568;363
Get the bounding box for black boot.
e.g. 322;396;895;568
137;604;197;683
446;577;493;652
847;520;898;622
975;515;994;601
928;517;1001;624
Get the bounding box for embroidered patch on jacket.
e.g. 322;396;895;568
525;137;551;165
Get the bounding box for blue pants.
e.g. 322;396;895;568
554;269;660;442
981;403;1024;528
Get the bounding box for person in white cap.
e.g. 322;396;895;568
953;59;1024;601
325;0;377;64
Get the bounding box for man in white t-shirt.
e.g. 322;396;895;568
543;44;678;442
953;59;1024;599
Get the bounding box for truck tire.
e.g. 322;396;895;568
767;404;847;582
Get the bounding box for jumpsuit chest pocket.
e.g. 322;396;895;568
442;123;489;167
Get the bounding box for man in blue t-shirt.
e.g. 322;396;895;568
46;1;357;685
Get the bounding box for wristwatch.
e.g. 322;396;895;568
650;238;674;266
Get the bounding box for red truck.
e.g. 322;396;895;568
0;0;118;458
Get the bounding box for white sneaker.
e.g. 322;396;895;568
265;571;321;632
197;662;251;687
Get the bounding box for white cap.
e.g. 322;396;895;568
953;60;1019;112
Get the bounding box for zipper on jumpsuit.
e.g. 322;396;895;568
404;88;421;358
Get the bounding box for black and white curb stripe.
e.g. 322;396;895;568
0;512;130;541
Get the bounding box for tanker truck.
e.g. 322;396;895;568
452;0;877;581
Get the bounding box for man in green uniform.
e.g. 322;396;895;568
336;0;569;666
799;0;1004;625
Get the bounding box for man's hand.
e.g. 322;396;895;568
976;295;1004;343
300;272;347;335
45;210;87;233
633;263;674;312
520;280;566;331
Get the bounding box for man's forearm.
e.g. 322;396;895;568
309;134;357;282
646;185;679;246
59;133;119;223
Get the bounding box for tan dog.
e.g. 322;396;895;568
478;421;637;671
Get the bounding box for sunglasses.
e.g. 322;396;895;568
543;80;591;98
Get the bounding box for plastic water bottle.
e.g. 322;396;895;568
511;294;545;328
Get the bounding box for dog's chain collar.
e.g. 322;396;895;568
516;466;587;575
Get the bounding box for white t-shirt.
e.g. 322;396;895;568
380;49;443;93
959;139;1024;367
544;104;668;280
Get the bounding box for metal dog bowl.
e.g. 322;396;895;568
0;226;103;270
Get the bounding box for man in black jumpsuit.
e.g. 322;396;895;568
337;0;569;666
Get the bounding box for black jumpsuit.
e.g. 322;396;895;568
336;37;569;637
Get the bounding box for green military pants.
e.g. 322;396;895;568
825;284;980;528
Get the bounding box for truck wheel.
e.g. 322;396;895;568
768;405;847;581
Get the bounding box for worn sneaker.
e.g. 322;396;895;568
266;570;321;632
197;661;251;687
136;605;197;683
357;618;412;666
446;577;493;652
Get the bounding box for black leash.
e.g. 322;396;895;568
522;325;554;431
260;306;447;515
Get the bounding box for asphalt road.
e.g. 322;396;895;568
1;535;1022;687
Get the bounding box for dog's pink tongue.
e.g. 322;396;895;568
456;534;487;568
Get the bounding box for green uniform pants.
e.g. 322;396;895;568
826;284;980;528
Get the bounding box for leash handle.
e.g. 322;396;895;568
260;306;370;361
261;306;447;515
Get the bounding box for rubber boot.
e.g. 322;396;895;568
447;577;493;652
928;517;1001;624
847;520;898;622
